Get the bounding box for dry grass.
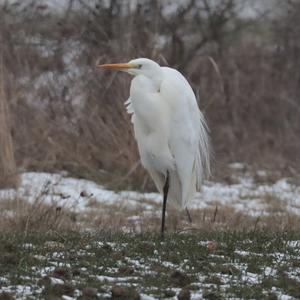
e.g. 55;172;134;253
1;192;299;234
0;0;299;188
0;196;77;234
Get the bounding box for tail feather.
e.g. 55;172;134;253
195;110;211;189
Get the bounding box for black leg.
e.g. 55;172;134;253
185;207;192;223
161;171;169;237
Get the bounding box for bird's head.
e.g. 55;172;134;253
98;58;161;79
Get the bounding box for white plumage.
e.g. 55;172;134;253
99;58;211;234
124;59;210;208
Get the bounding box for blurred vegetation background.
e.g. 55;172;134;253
0;0;299;189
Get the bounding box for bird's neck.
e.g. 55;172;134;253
145;70;163;92
151;76;162;92
132;72;162;94
139;67;163;92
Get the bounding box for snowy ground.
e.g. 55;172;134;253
0;165;300;219
0;232;300;300
0;231;299;300
0;166;300;299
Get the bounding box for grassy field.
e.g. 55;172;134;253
0;171;299;299
0;230;299;300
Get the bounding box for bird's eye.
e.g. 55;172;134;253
137;64;142;69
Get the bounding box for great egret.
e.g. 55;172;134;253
98;58;211;235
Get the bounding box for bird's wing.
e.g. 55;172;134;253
125;97;135;124
125;98;134;114
161;67;210;207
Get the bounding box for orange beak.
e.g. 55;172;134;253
97;63;138;71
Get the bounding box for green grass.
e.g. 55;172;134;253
0;230;299;299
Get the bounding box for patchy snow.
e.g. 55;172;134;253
0;170;299;218
140;295;157;300
62;296;76;300
0;277;9;284
22;243;35;250
0;234;298;300
0;285;42;300
287;240;300;248
264;267;277;277
49;277;65;285
96;275;139;282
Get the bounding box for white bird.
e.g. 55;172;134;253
98;58;211;235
